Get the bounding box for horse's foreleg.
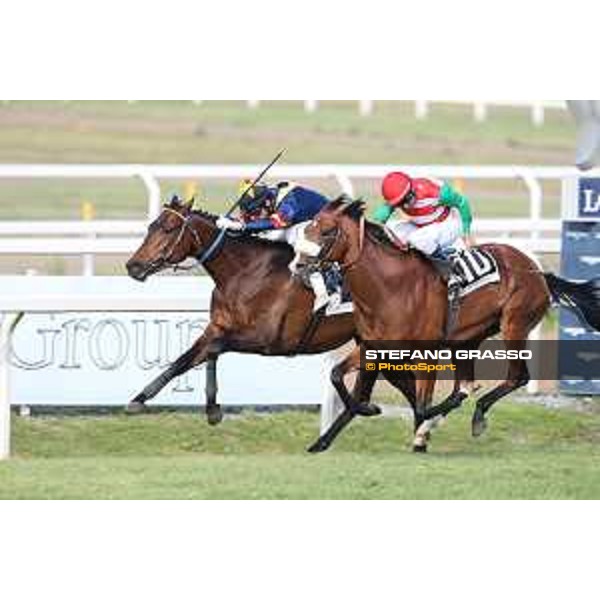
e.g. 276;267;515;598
205;355;223;426
353;368;381;417
418;351;482;438
307;347;362;453
383;371;422;432
307;409;355;454
126;325;223;415
412;377;437;453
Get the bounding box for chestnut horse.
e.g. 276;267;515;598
126;196;425;442
304;198;600;452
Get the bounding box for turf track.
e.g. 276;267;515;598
2;402;599;499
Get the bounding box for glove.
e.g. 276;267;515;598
216;217;245;231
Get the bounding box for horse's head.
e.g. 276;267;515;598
127;195;205;281
304;196;366;268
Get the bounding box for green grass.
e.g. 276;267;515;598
2;402;600;499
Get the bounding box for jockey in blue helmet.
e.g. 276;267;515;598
216;180;339;312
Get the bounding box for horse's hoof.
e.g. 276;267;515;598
307;439;329;454
354;403;382;418
206;406;223;426
472;415;488;438
413;444;428;454
125;400;147;415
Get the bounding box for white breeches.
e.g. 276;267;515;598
386;209;463;255
259;222;309;250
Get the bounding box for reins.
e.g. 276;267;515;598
318;215;365;272
157;207;225;271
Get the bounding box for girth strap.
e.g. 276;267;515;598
294;304;327;355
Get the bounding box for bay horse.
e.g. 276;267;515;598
304;197;600;452
125;196;426;443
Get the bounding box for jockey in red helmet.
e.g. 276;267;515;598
373;171;475;296
374;171;474;255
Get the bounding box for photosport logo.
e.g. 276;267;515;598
360;340;600;382
578;178;600;218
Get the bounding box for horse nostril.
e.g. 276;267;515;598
127;261;146;281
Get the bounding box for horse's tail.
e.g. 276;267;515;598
544;273;600;331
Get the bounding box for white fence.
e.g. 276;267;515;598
0;164;595;274
242;100;566;125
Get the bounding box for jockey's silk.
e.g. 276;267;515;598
243;185;329;232
401;178;449;227
373;177;473;235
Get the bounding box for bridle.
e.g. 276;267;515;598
316;215;365;271
144;207;226;274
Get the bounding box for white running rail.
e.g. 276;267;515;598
242;101;566;125
1;164;595;270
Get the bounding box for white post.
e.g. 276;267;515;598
332;171;355;197
0;313;16;460
138;171;162;221
81;201;95;277
247;100;260;109
527;324;542;395
568;100;600;170
359;100;374;116
415;100;429;120
82;250;94;276
519;169;544;246
304;100;318;113
474;102;488;123
532;103;545;127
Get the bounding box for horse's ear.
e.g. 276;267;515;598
344;199;366;221
328;196;348;211
169;194;182;208
184;196;195;210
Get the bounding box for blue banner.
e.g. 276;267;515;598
578;178;600;218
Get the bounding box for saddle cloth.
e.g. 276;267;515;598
453;248;501;297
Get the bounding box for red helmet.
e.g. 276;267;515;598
381;172;413;206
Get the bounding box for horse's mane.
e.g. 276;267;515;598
365;221;403;253
192;208;218;222
333;197;408;255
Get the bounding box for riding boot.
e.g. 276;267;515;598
430;249;462;339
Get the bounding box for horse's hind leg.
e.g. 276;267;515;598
471;340;530;437
419;355;479;425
